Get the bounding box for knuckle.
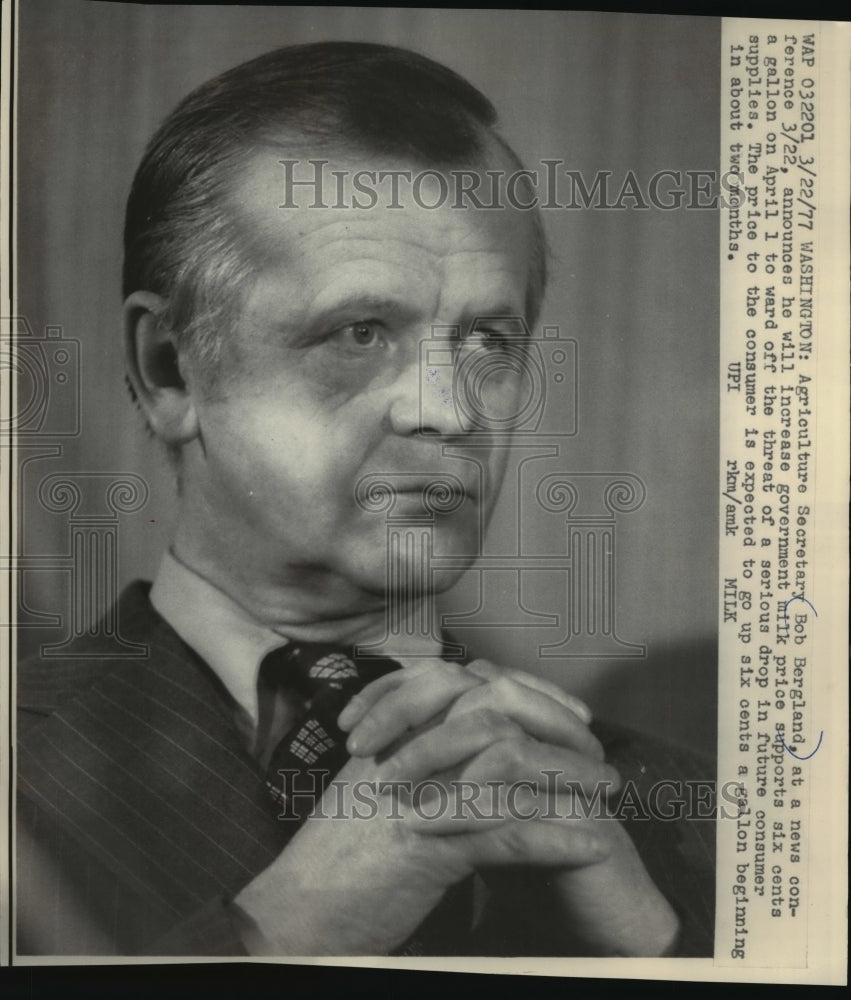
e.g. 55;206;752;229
489;675;521;703
394;692;419;719
465;658;501;682
474;707;502;733
443;661;474;683
474;708;521;741
471;741;502;774
476;734;527;775
431;663;479;699
388;742;417;776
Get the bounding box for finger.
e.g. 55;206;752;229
379;708;527;783
345;663;483;756
460;732;622;796
426;810;610;870
399;781;511;834
442;677;604;761
338;658;469;732
337;669;410;731
405;780;610;840
379;710;619;797
465;658;593;724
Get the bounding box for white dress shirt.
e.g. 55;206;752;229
149;549;443;749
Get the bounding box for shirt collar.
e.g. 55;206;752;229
149;549;443;729
150;549;286;728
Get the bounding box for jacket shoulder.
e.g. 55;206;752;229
17;581;176;726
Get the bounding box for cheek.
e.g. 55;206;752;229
206;403;373;513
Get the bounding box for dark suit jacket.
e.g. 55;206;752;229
17;582;715;956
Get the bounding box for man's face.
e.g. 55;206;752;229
180;146;537;618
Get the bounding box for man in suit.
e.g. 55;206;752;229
17;42;714;957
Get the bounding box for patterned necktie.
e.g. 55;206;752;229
261;642;401;823
259;640;476;955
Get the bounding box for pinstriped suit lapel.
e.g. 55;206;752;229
18;583;291;922
19;583;715;956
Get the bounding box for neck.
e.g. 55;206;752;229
169;531;432;649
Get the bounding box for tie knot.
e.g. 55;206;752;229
287;644;360;689
258;642;357;699
260;642;402;821
259;641;402;701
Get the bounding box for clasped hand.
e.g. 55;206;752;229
235;658;679;956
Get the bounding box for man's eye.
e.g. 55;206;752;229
333;322;384;349
469;327;510;350
467;319;529;354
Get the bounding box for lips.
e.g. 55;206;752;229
384;481;474;515
354;472;479;515
394;481;476;500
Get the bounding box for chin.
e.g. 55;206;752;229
428;567;472;595
347;546;472;602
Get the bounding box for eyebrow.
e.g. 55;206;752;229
282;293;417;346
284;286;529;347
309;294;415;320
472;304;526;320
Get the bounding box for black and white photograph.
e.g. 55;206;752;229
2;2;847;983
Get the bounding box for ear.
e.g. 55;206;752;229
123;291;200;446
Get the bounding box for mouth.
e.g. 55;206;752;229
388;481;475;511
355;473;478;515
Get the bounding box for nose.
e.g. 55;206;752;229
387;348;472;439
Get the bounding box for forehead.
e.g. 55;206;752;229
227;142;536;317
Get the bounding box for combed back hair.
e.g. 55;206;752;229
123;41;548;375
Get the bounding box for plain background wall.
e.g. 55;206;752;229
15;2;719;756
